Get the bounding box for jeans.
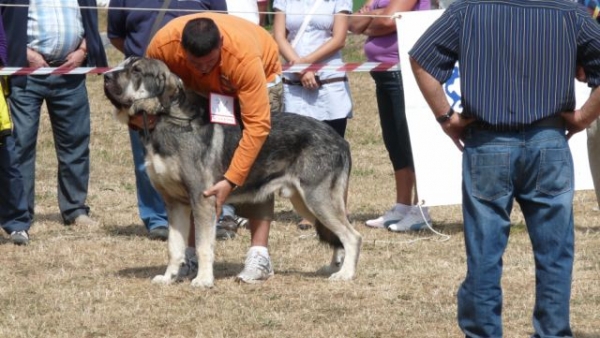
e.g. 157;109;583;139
9;75;91;223
0;134;32;234
129;130;168;231
370;70;414;171
458;126;574;338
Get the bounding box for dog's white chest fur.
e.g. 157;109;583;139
145;152;187;199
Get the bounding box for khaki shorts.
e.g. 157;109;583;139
231;80;281;221
268;81;283;114
234;196;274;221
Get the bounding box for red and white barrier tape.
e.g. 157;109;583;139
0;62;398;76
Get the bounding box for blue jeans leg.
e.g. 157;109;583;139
9;75;91;223
129;129;168;231
221;204;235;220
458;127;573;338
0;135;32;234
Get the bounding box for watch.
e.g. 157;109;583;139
436;108;455;124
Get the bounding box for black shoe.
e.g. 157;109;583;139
148;226;169;241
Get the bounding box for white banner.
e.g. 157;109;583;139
395;9;594;206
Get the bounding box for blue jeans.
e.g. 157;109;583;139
129;130;168;231
458;126;574;338
9;75;91;223
0;134;32;234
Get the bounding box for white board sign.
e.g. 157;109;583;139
395;9;594;206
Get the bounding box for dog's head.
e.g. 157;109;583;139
103;57;183;124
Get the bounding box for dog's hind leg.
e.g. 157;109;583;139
190;197;217;288
152;202;190;285
306;190;362;281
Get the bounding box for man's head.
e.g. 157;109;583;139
181;18;222;74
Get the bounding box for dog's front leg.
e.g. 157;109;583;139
152;202;190;285
190;197;217;288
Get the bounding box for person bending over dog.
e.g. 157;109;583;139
131;13;283;283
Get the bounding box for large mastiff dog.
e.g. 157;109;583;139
103;58;362;288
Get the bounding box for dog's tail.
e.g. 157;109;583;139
314;220;343;248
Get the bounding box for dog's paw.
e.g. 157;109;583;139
152;274;175;285
316;264;341;276
190;276;214;288
328;270;354;281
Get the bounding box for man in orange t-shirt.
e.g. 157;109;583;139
144;13;282;283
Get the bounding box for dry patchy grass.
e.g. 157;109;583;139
1;32;600;338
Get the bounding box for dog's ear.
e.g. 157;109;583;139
158;72;183;109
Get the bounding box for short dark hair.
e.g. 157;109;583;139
181;18;221;57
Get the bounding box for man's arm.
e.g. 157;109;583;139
410;57;473;151
563;87;600;138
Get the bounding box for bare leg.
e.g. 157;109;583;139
249;219;271;247
395;167;417;205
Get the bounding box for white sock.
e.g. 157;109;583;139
394;203;412;214
249;246;269;257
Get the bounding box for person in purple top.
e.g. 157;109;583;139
0;17;32;245
349;0;431;233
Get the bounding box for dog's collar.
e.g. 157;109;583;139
127;110;154;142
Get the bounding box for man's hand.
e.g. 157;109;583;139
576;65;587;83
440;113;475;151
26;48;48;68
203;179;235;217
62;49;87;68
562;110;589;139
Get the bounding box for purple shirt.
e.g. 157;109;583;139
364;0;430;63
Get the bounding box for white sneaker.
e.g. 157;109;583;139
365;205;409;228
10;230;29;245
387;207;431;232
235;248;274;284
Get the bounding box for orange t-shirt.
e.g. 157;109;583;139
146;12;282;186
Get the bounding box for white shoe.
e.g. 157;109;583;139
235;248;274;284
387;207;431;232
365;205;409;228
10;230;29;245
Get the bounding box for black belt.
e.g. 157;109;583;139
470;115;565;132
282;76;348;86
47;59;67;67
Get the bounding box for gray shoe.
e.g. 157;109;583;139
235;249;274;284
216;216;237;240
216;225;236;240
10;230;29;246
148;226;169;241
177;247;198;280
73;214;99;227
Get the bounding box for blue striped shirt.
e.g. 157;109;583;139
27;0;84;62
409;0;600;127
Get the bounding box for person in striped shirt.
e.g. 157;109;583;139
410;1;600;337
